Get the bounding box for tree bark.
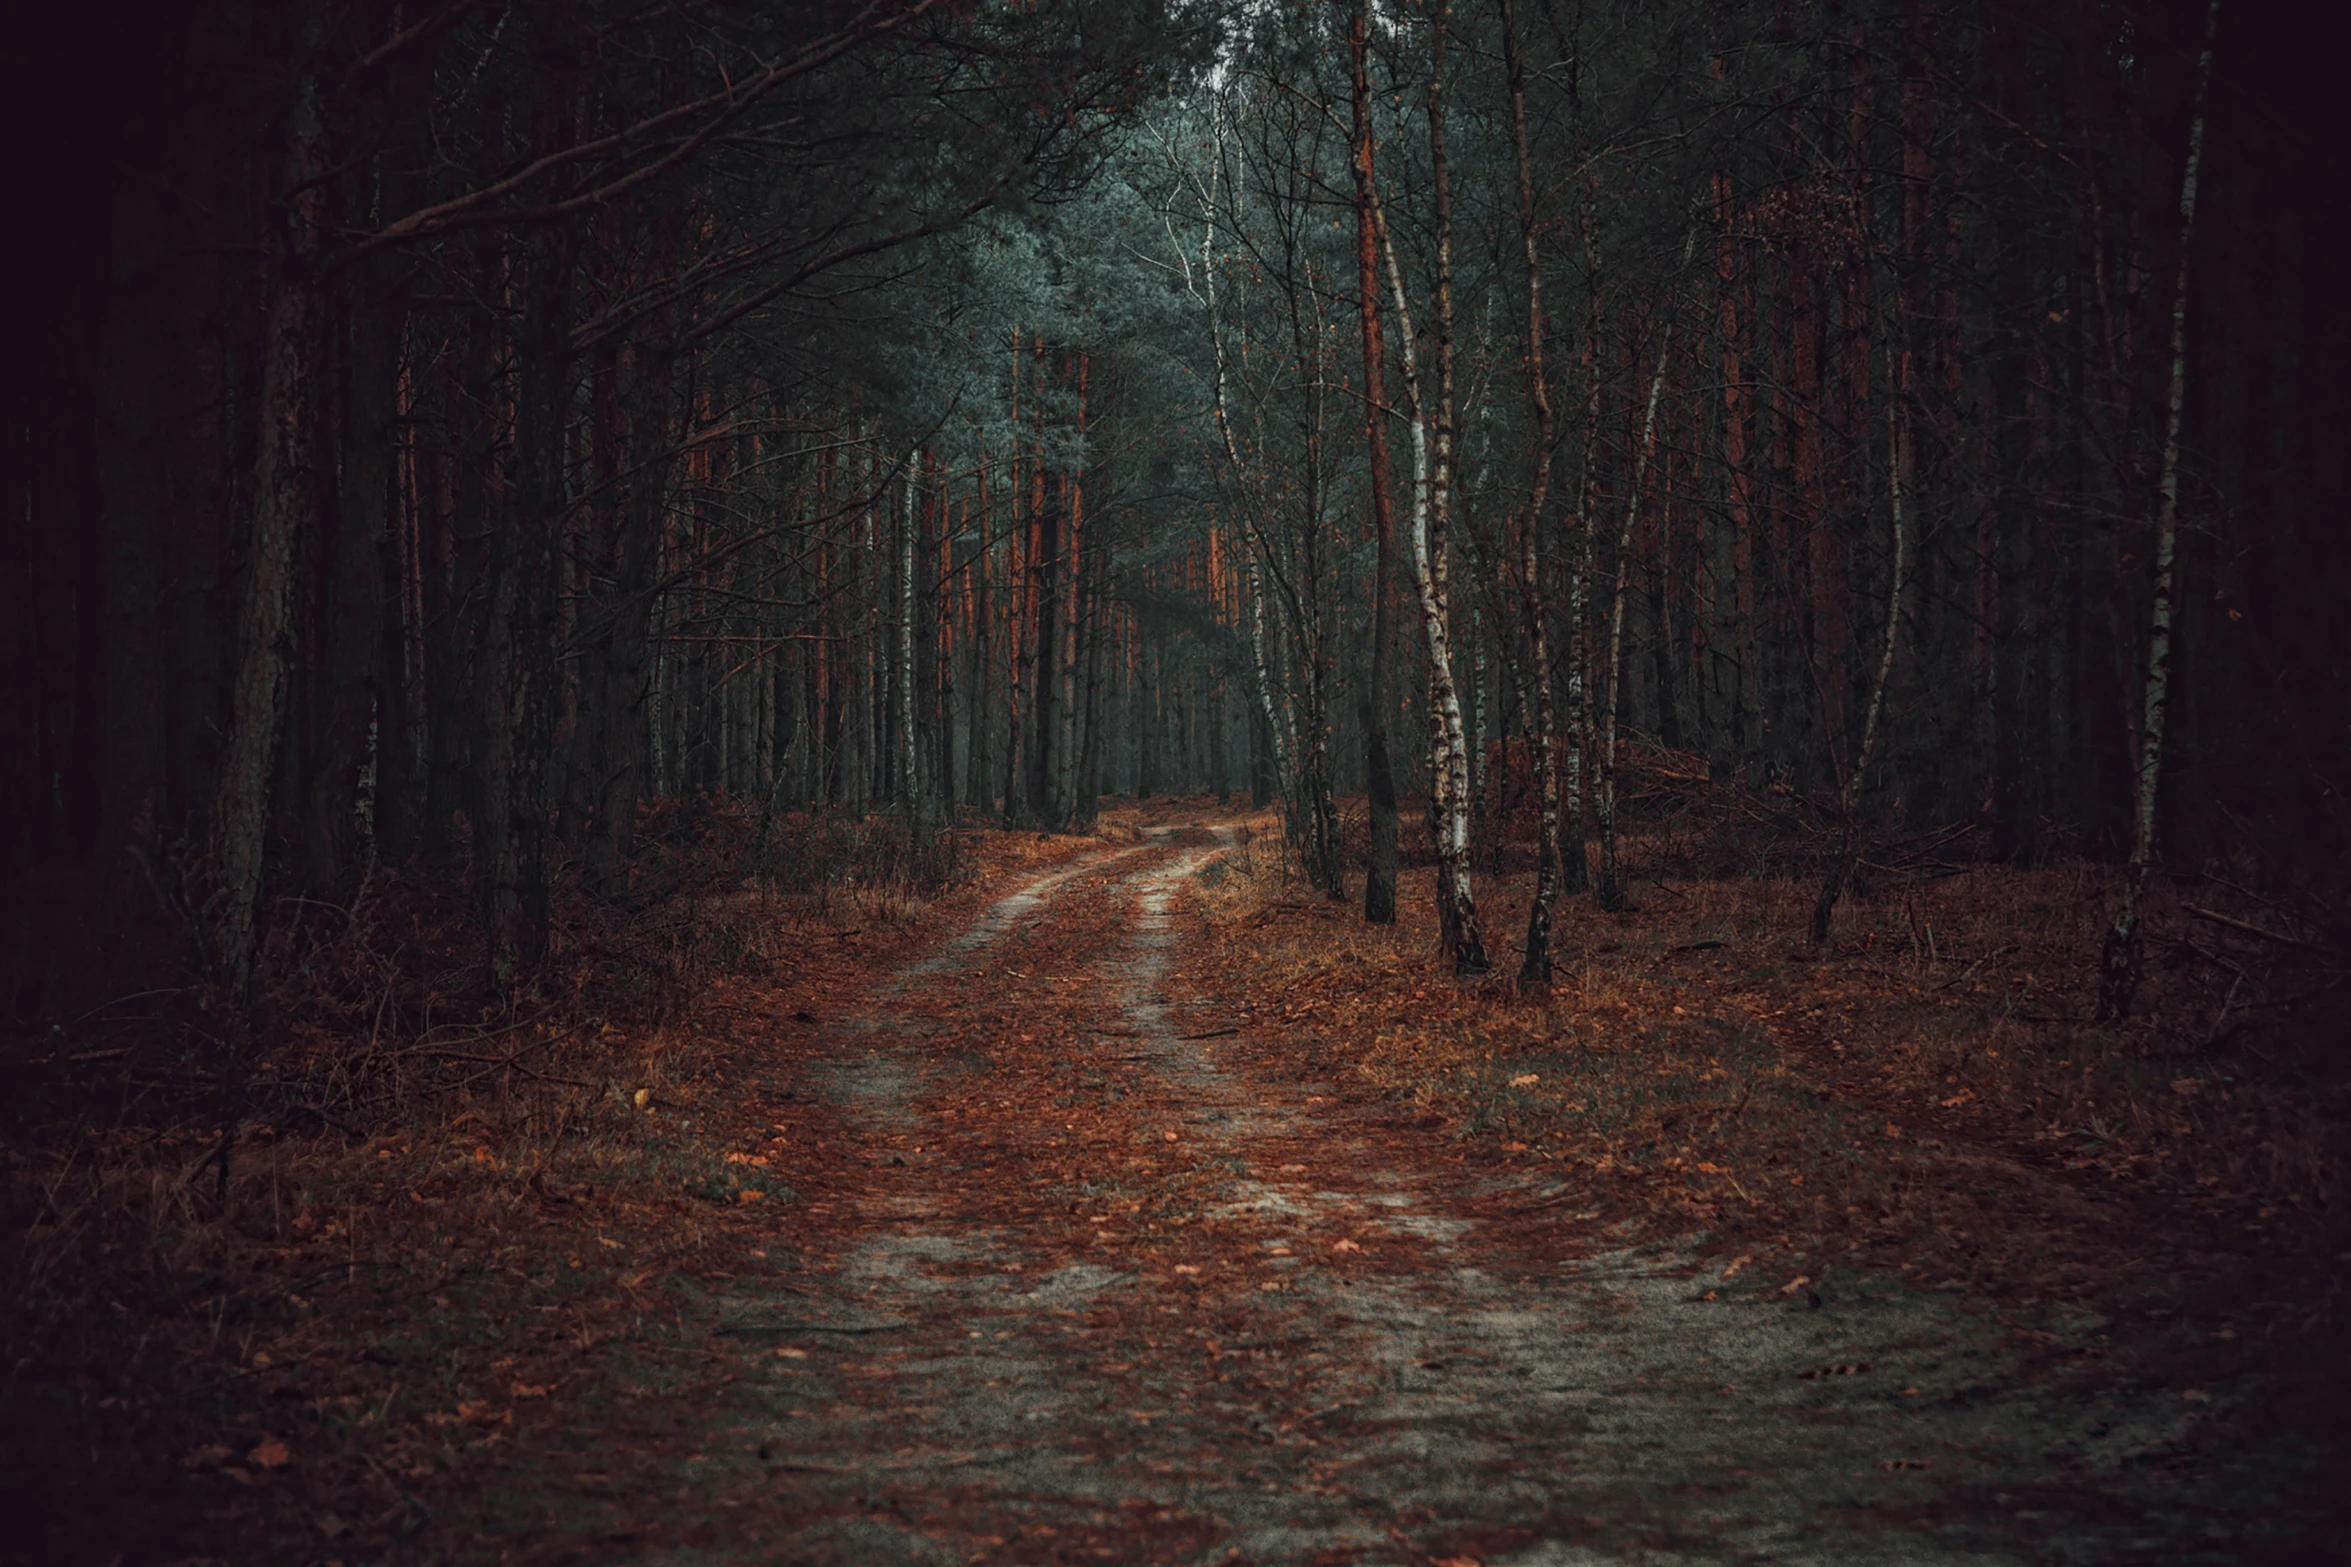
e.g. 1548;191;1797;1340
207;6;327;994
1812;380;1910;944
899;448;920;815
1369;43;1486;975
1350;0;1400;925
967;465;995;813
2098;0;2219;1021
1559;190;1603;896
504;220;575;972
582;331;675;897
1501;0;1563;985
1422;5;1487;974
303;257;403;898
1002;332;1028;823
1597;234;1690;913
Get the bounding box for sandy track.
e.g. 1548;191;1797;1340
526;826;2289;1565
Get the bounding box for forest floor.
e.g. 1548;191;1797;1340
14;801;2345;1565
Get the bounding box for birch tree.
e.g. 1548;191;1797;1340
2097;0;2222;1022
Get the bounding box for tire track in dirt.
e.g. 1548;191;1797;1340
806;835;1156;1139
550;824;2289;1565
1037;838;2232;1566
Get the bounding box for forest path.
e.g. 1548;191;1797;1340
541;826;2256;1566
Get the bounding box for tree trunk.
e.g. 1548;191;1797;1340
584;333;676;897
1559;191;1602;897
1075;509;1108;829
504;220;575;972
303;260;403;898
2098;0;2219;1021
1350;0;1400;924
1242;548;1294;812
208;7;327;994
1424;10;1487;974
1370;29;1487;975
1598;237;1689;913
1057;357;1089;827
967;466;995;813
898;448;920;815
1028;489;1061;829
1812;381;1910;944
1002;333;1028;824
1501;0;1563;985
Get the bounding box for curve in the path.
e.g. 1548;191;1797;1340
619;826;2275;1567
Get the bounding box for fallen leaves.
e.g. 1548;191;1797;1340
428;1400;513;1430
249;1438;292;1469
67;814;2302;1564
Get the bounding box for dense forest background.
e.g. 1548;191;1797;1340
9;3;2351;1555
7;0;2344;1027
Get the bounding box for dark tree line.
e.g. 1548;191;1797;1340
6;0;1205;1018
5;0;2346;1031
1134;0;2346;997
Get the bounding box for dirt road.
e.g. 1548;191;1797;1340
498;824;2297;1565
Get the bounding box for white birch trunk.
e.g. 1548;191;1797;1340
1374;182;1484;971
2099;0;2221;1019
1243;548;1294;800
1597;260;1685;911
898;450;920;818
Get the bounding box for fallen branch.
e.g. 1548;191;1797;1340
2182;904;2330;953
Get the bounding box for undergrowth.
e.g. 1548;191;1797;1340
0;793;1025;1562
1202;764;2349;1349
